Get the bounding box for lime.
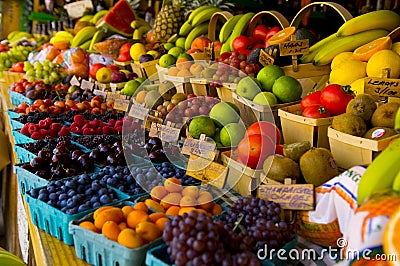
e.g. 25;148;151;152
135;77;146;84
163;43;175;51
188;116;216;139
253;91;278;106
236;76;262;100
209;102;240;127
256;65;285;91
168;46;185;58
121;80;140;96
175;37;186;49
220;123;246;147
159;54;177;68
272;76;302;103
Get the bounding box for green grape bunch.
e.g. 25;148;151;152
24;60;67;84
0;45;34;71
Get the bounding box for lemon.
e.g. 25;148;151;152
330;52;356;70
367;49;400;78
392;42;400;55
349;78;365;95
329;60;367;86
188;116;216;139
130;43;147;61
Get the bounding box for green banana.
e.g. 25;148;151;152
185;23;209;50
89;29;107;51
229;12;255;51
79;15;94;22
300;33;338;64
191;7;222;27
71;26;97;47
133;24;151;40
219;14;244;43
337;10;400;37
220;37;232;54
0;252;25;266
187;6;215;25
90;9;109;25
313;29;389;66
358;137;400;205
179;21;193;37
395;107;400;130
392;169;400;192
79;39;92;50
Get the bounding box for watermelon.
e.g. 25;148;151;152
96;0;136;37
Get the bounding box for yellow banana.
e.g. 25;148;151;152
7;31;20;41
395;107;400;130
9;32;32;43
187;6;215;25
90;9;109;25
184;23;209;50
313;29;389;66
89;29;107;51
71;26;97;47
229;12;255;51
131;18;150;29
219;14;243;43
179;21;193;37
79;15;94;22
133;24;151;40
191;7;222;27
358;137;400;205
79;39;92;50
300;33;338;64
54;31;74;40
337;10;400;37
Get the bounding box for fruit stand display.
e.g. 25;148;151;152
1;0;400;265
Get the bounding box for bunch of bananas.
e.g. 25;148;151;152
131;18;151;40
69;26;109;51
301;10;400;66
7;31;33;44
218;12;255;54
79;10;109;25
179;6;223;50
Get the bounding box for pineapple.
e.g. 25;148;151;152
153;0;185;43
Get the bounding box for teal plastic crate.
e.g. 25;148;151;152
69;201;163;266
11;130;35;145
14;164;49;194
7;109;21;119
10;119;24;130
25;185;130;245
8;90;34;106
14;144;37;164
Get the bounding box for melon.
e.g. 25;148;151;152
96;0;136;37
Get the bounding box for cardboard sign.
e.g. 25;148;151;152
128;104;149;120
64;0;94;19
186;154;227;188
181;138;216;160
149;122;180;143
259;49;275;66
70;75;80;86
113;99;130;112
93;89;107;99
145;115;163;129
81;79;94;90
279;39;309;56
258;184;314;210
364;77;400;98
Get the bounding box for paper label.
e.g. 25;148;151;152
259;49;275;66
64;0;94;19
149;122;180;143
70;75;80;86
258;184;315;210
128;104;149;120
93;89;107;99
364;77;400;98
181;138;216;160
186;154;227;188
145;115;163;129
113;99;129;112
80;79;94;90
279;39;309;56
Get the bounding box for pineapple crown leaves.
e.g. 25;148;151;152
181;0;235;13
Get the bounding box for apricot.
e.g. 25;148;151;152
144;199;165;213
133;202;148;213
164;178;182;193
126;210;149;229
118;228;143;249
93;206;113;220
121;205;135;219
160;193;182;209
149;212;168;223
179;196;197;207
182;186;200;198
165;206;180;217
150;186;168;201
79;221;100;233
94;207;124;230
118;222;128;230
136;221;162;242
155;217;169;231
102;221;121;241
211;203;223;216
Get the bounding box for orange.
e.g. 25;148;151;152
93;206;114;220
121;205;135;218
211;204;223;216
182;186;200;198
164;178;182;193
94;207;124;230
126;210;149;229
136;221;162;242
79;221;100;233
197;191;214;212
118;222;128;230
190;36;212;51
155;217;169;231
117;228;143;249
178;207;197;216
133;202;148;213
383;206;400;265
165;205;180;217
268;26;296;45
179;196;197;207
160;193;182;209
145;199;165;213
102;221;121;241
353;36;392;62
150;186;168;201
149;212;168;223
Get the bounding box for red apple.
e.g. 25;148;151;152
89;63;106;79
107;64;120;73
232;36;250;52
252;24;270;42
265;26;281;42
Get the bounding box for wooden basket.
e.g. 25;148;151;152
283;2;353;91
3;71;25;89
131;59;160;81
247;10;290;35
217;83;236;103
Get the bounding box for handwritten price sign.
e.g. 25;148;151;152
279;39;309;56
186;154;227;188
258;184;314;210
364;77;400;98
149;122;180;143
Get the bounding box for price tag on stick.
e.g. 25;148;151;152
149;122;180;143
279;39;309;56
128;104;149;120
186;154;227;188
181;135;217;160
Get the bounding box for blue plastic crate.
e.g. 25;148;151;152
11;130;35;145
25;185;130;246
69;201;163;266
8;90;34;106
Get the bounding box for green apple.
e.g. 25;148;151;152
236;76;262;100
253;91;278;106
121;80;141;96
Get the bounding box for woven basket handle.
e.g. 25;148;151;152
290;2;353;28
208;11;233;42
388;27;400;40
247;11;290;35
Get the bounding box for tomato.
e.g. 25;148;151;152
300;90;322;111
320;84;354;115
246;121;281;145
265;26;281;42
252;24;270;42
119;43;132;55
237;134;275;169
10;62;25;73
232;36;250;52
302;105;331;118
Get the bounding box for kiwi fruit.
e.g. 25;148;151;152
158;81;176;101
283;141;311;162
144;90;163;109
371;102;400;128
346;94;377;121
363;127;398;140
262;155;301;183
299;147;339;187
332;113;367;136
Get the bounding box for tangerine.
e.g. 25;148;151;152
353;36;392;62
102;221;121;241
118;228;143;249
79;221;100;233
268;27;296;45
126;210;149;229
